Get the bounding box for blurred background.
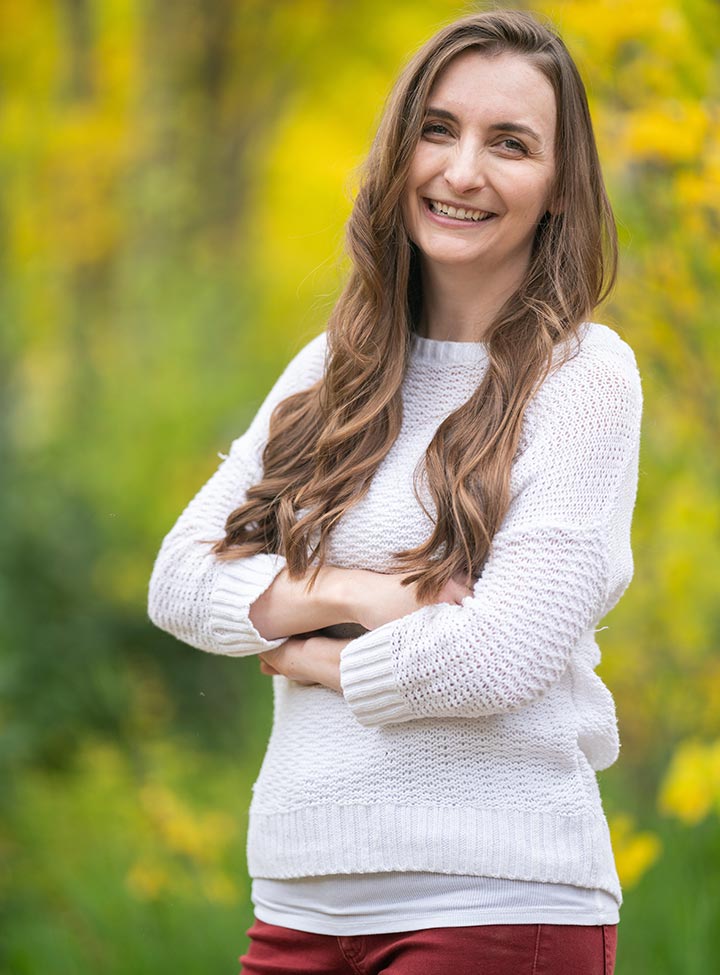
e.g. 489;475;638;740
1;0;718;971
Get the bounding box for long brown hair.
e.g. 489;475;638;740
211;8;617;601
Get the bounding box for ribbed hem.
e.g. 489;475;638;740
247;803;622;905
209;553;289;655
340;622;415;726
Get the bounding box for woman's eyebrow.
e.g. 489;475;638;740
488;121;542;142
424;106;542;142
424;106;459;123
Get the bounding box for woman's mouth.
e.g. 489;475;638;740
426;198;496;223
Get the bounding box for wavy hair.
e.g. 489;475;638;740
211;8;618;601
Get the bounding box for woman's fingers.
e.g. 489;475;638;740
259;640;324;686
434;573;475;606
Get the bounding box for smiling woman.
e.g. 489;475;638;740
148;9;640;974
402;50;558;340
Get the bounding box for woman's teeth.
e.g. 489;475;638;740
429;200;494;222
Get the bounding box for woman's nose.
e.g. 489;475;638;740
443;141;487;195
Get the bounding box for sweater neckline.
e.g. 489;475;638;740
409;331;489;364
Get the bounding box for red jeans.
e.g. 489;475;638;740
239;917;618;974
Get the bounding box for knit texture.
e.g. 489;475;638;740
148;322;643;905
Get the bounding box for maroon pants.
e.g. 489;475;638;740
239;917;618;974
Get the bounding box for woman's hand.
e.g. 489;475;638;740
258;634;351;692
343;568;476;632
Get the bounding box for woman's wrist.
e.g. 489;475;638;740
248;563;361;640
317;565;362;627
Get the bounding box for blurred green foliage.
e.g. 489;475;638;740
1;0;718;971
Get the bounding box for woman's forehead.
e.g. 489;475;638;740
427;50;556;129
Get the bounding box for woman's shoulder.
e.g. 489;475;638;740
548;321;641;396
527;321;643;436
273;330;329;393
575;320;640;374
287;329;329;369
234;331;328;441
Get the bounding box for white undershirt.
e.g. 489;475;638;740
251;872;620;936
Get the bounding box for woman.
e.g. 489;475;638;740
148;9;642;974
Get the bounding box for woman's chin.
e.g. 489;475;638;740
420;248;494;271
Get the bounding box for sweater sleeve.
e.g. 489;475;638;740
339;340;643;727
147;331;327;656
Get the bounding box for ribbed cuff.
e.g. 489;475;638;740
339;621;416;727
209;553;289;655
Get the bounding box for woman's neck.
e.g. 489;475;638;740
417;260;526;343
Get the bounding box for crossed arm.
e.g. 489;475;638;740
250;564;473;691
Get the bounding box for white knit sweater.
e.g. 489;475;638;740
148;321;643;907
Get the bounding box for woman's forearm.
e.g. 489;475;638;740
249;562;474;641
248;564;355;641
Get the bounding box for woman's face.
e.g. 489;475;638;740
401;50;557;281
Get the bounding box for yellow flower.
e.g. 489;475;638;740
609;814;662;889
139;783;236;864
622;101;709;164
659;739;720;825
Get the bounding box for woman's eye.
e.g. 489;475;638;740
499;138;528;155
422;122;451;137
